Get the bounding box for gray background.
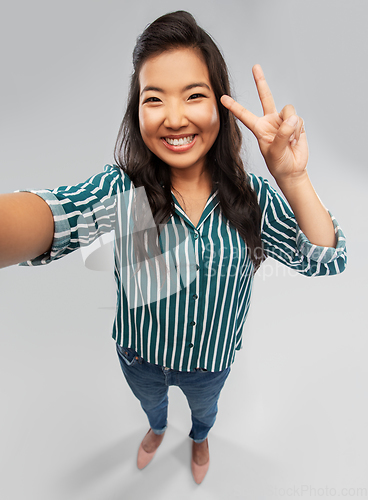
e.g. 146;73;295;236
0;0;366;499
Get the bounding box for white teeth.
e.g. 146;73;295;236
165;135;194;146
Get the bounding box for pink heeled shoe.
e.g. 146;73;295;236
191;439;210;484
137;428;164;470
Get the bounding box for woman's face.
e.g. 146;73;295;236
138;47;220;174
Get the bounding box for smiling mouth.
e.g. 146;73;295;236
161;134;197;152
163;135;195;146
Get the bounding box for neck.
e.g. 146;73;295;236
170;164;212;193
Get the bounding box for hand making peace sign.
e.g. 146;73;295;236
221;64;308;182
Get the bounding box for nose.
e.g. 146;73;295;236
163;101;189;130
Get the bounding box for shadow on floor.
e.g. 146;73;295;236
58;425;284;500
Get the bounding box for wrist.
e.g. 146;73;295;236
274;169;310;192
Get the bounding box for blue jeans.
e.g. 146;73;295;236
116;344;231;443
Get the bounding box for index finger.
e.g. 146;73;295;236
220;95;258;133
252;64;277;116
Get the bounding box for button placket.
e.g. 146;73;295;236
186;231;201;360
185;232;199;355
191;228;207;365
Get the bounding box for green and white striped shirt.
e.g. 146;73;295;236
21;164;347;372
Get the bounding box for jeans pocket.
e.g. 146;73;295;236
116;345;139;367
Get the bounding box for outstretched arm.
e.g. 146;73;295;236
221;64;336;248
0;192;54;268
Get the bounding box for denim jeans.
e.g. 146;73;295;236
116;344;231;443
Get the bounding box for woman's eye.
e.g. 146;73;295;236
188;93;206;100
144;97;161;103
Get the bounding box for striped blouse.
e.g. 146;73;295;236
21;164;347;372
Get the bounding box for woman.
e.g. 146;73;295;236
0;11;347;485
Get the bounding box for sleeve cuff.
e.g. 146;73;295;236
295;211;347;264
19;190;71;266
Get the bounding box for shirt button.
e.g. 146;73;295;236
188;343;194;348
190;321;196;326
192;294;198;300
196;264;200;270
193;232;199;240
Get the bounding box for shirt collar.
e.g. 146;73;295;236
171;188;219;229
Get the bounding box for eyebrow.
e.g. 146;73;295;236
140;82;211;96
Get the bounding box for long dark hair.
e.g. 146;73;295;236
114;10;264;271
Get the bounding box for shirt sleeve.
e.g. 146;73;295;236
19;164;130;266
248;173;347;276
